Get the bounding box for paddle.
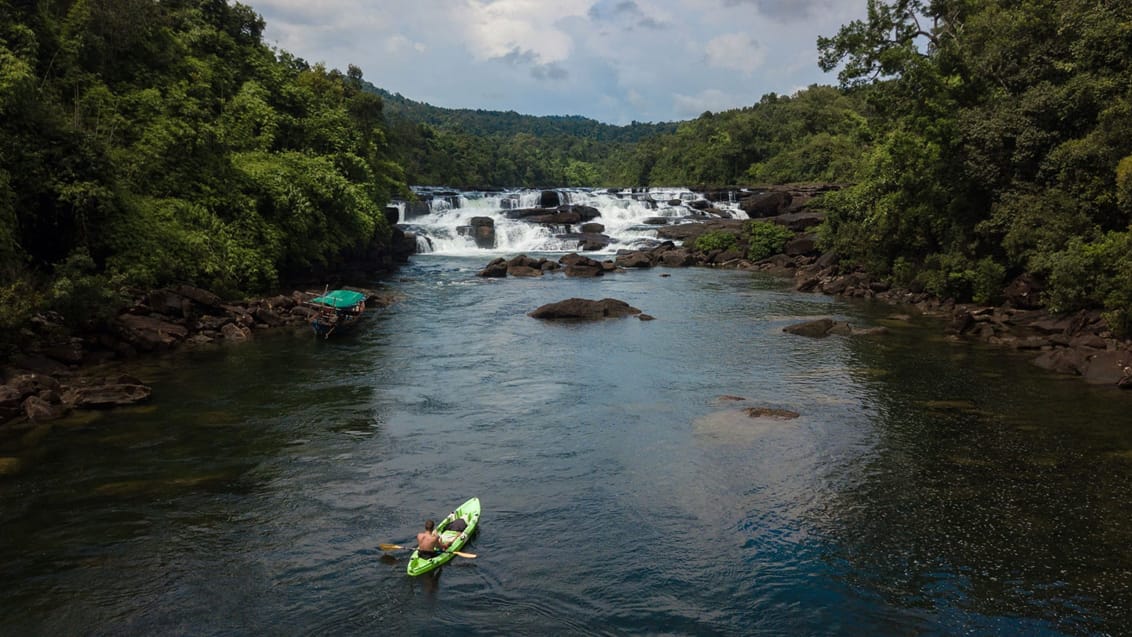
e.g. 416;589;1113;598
379;543;477;559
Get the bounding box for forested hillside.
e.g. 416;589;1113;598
376;83;869;188
377;89;673;187
816;0;1132;336
0;0;405;337
2;0;1129;345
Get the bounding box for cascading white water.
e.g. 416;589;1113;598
395;187;748;255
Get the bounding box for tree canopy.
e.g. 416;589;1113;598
817;0;1132;333
0;0;405;335
2;0;1128;340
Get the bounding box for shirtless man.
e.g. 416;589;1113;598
416;519;448;558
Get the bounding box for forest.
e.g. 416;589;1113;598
1;0;1130;344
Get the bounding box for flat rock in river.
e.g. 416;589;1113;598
528;298;642;320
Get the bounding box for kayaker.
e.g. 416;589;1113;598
416;519;449;558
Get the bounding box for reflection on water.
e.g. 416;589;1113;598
2;256;1131;635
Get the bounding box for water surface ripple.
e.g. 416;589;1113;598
2;256;1131;635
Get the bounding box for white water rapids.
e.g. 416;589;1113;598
393;187;748;256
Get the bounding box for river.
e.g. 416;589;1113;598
2;191;1132;635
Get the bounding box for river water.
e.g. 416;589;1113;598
3;198;1132;635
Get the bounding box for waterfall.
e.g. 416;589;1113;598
395;187;748;255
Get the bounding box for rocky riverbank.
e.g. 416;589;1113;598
476;183;1132;391
0;284;401;459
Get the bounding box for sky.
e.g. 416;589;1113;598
250;0;869;125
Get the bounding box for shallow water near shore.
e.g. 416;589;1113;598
3;255;1132;635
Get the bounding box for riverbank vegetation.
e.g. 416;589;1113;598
2;0;1130;353
0;0;404;344
816;0;1132;336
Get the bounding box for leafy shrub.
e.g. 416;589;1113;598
970;258;1007;305
0;276;41;344
47;250;126;329
694;230;738;253
1117;155;1132;217
891;256;918;290
743;221;794;261
1034;231;1132;336
913;252;1003;304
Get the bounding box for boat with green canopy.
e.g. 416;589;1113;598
406;497;481;576
308;289;367;338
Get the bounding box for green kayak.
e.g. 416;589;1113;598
407;497;481;576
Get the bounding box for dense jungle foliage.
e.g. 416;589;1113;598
816;0;1132;335
1;0;1130;341
0;0;404;335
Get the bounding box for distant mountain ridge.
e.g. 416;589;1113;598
368;85;677;142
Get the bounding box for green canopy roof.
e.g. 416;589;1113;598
311;290;366;309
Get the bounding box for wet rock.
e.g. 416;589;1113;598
469;216;495;249
42;339;86;365
147;289;193;318
115;313;189;352
658;249;694;267
0;386;23;422
557;232;611;251
739;191;792;217
252;306;284;327
564;264;604;277
540;190;562;207
783;318;835;337
478;258;508;278
1082;350;1132;385
197;315;232;331
615;252;654;268
403;200;431;220
508;254;542;269
508;266;543;277
185;334;214;346
9;374;61;396
24;395;67;422
1068;333;1107;349
62;383;152;408
266;294;296;311
5;353;69;376
529;298;642;320
559;253;606;277
744;407;800;419
221;323;251;342
1032;348;1088;376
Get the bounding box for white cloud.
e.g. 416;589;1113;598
457;0;592;64
384;34;426;56
705;33;766;75
672;88;738;118
251;0;870;123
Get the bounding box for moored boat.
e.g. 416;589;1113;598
308;289;366;338
407;497;481;576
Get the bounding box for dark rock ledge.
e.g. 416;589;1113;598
0;284;401;452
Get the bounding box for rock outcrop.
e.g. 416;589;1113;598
0;285;403;438
529;298;643;320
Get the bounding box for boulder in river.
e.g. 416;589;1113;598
62;382;152;409
529;298;642;320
